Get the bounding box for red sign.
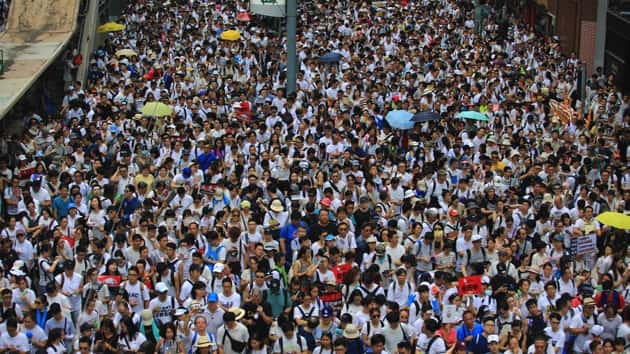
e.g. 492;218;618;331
458;275;483;296
98;275;121;287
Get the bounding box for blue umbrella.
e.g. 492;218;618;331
457;111;488;121
385;110;414;130
319;52;343;64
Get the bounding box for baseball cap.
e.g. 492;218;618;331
207;293;219;302
213;263;225;273
325;234;336;241
472;234;483;242
488;334;499;343
321;306;333;318
155;282;168;293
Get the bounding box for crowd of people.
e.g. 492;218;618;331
0;0;629;353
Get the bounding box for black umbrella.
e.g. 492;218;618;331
319;52;343;64
411;111;440;123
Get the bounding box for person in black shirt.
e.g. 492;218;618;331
525;298;547;346
353;196;374;231
241;289;273;339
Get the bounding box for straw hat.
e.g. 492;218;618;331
343;324;360;339
270;199;284;212
228;307;246;321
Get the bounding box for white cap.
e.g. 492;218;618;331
472;234;483;242
155;282;168;293
590;325;604;336
213;263;225;273
488;334;499;343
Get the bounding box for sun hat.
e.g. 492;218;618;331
196;336;212;348
270;199;284;212
342;324;360;339
228;307;246;320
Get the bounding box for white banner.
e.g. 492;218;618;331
250;0;286;18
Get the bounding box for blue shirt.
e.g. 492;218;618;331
468;333;489;354
52;196;71;220
279;221;307;263
197;152;216;171
121;197;141;219
456;323;484;351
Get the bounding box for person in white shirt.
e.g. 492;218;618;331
0;318;30;353
216;310;250;354
120;266;150;314
11;277;35;317
416;318;447;354
149;282;176;326
218;278;241;310
381;311;413;354
55;260;83;324
117;316;147;352
544;312;566;354
537;281;560;317
272;322;308;354
387;268;414;308
20;311;47;354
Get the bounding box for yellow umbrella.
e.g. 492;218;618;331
141;102;173;117
595;212;630;230
220;30;241;41
97;22;125;33
115;49;137;57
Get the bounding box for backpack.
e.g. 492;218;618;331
554;278;576;296
370;254;392;273
400;325;409;342
121;280;146;302
296;305;316;320
466;248;487;267
416;240;434;264
426;335;445;354
359;285;381;298
278;335;304;354
263;288;289;310
391;281;413;296
366;320;384;336
599;290;621;308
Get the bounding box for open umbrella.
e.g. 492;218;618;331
115;49;137;58
319;52;343;64
237;12;251;22
457;111;488;121
97;22;125;33
220;30;241;41
385;110;414;130
141;102;173;117
595;212;630;230
411;111;440;123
